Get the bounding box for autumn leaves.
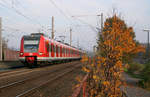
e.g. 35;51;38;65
81;15;145;97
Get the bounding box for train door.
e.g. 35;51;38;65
51;43;54;57
49;42;51;57
46;41;49;57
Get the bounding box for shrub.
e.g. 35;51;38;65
128;62;145;74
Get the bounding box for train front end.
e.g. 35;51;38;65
19;33;47;67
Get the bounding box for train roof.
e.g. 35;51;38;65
44;36;82;52
23;33;82;52
48;38;80;51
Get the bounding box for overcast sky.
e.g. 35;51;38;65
0;0;150;51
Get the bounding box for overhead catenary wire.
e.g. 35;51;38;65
0;1;43;28
12;0;43;25
72;17;98;33
48;0;74;25
15;0;27;10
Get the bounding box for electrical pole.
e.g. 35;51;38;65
70;28;72;46
97;12;104;42
77;39;79;48
93;45;96;54
52;16;54;39
144;29;150;57
0;17;2;61
101;13;103;33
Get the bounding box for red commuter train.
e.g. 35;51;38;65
19;33;82;67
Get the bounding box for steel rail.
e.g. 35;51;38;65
0;62;79;90
16;65;80;97
0;68;30;78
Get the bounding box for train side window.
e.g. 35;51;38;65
56;45;58;53
65;48;66;55
51;44;53;53
54;45;55;53
64;48;65;55
49;43;51;52
62;47;64;54
64;48;66;55
60;46;62;54
46;43;49;52
58;46;60;54
66;48;67;55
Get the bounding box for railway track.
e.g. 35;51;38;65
16;65;80;97
0;62;78;86
0;68;30;78
0;61;81;97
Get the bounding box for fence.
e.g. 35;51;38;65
72;73;89;97
3;48;19;61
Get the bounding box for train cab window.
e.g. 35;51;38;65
24;39;40;52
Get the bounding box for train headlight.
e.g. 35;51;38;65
39;52;43;55
20;53;23;55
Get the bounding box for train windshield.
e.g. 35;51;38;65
24;37;40;52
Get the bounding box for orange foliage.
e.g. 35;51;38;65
81;15;145;97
